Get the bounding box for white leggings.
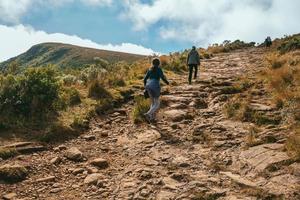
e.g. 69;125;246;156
146;95;160;119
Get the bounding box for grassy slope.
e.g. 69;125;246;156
0;43;145;69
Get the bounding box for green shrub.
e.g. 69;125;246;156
88;81;111;99
107;75;126;87
62;87;81;106
71;116;89;129
39;122;79;143
95;98;114;114
278;36;300;54
0;67;60;126
132;96;150;123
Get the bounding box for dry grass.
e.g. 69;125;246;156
0;147;18;159
245;126;262;147
285;128;300;160
0;164;28;183
88;80;112;99
132;96;150;123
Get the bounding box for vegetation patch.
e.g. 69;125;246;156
132;96;150;123
278;35;300;54
285;129;300;160
88;80;111;99
207;40;255;54
0;147;18;159
0;164;28;183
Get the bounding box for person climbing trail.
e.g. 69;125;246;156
187;46;200;84
265;36;272;47
144;58;169;122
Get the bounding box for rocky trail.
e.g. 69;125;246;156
1;48;299;200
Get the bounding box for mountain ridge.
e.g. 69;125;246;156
0;42;146;69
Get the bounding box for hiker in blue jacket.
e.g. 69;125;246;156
187;46;200;84
144;58;169;121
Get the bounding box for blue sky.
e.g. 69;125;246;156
0;0;300;61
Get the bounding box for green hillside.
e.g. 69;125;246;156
0;43;145;70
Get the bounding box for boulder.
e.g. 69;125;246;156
164;109;191;122
3;193;17;200
65;147;84;162
265;174;300;197
90;158;109;169
50;156;61;165
82;135;96;141
239;143;292;173
220;171;257;187
84;173;103;185
136;129;161;144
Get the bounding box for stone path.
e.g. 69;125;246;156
1;48;299;200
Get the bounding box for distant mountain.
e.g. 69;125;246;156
0;43;146;69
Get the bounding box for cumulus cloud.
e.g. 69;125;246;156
123;0;300;45
0;0;112;24
0;24;156;61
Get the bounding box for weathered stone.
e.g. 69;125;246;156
36;176;55;183
3;193;17;200
156;190;175;200
239;143;292;172
84;173;103;185
220;171;257;187
65;147;84;162
162;177;183;190
86;167;99;174
72;168;85;175
58;145;67;150
169;103;188;109
4;142;33;148
50;156;61;165
82;135;96;141
15;145;46;154
172;156;190;168
265;174;300;197
249;103;273;111
50;188;62;193
164;109;191;122
90;158;109;169
136;129;161;144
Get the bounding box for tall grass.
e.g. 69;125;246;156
132;96;150;123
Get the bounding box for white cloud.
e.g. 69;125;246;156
0;24;156;61
0;0;112;24
123;0;300;45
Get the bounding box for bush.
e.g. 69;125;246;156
61;87;81;106
0;67;60;126
62;74;77;86
39;122;79;143
95;98;114;115
132;96;150;123
278;36;300;54
107;74;126;87
88;81;111;99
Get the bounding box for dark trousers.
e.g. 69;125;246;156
188;64;198;84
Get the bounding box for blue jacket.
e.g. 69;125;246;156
143;67;169;86
143;66;169;98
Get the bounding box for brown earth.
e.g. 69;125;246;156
1;48;299;200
